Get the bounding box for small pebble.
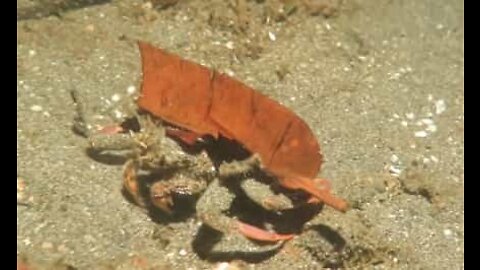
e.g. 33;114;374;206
406;113;415;120
414;131;428;138
389;72;401;80
268;31;276;41
17;178;26;192
85;24;95;32
127;85;136;95
111;94;121;102
426;124;437;133
388;165;402;176
84;234;95;243
179;249;187;256
443;229;453;237
23;238;31;246
390;154;399;163
28;50;36;56
42;242;54;249
30;105;43;112
214;262;242;270
215;262;230;270
114;109;124;119
225;69;235;77
421;118;434;125
57;244;69;253
225;41;234;49
358;55;367;61
142;1;153;9
435;99;446;114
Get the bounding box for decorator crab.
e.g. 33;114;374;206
71;89;327;253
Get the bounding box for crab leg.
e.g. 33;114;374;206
279;176;348;212
240;178;295;212
165;128;204;145
219;155;296;211
70;88;95;138
236;221;294;242
197;178;293;244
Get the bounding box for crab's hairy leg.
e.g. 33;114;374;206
166;128;204;145
88;132;137;152
240;179;294;212
71;88;136;136
197;179;293;246
143;114;168;143
196;178;236;232
99;90;139;124
279;176;348;212
217;155;294;211
70;88;95;138
218;154;262;179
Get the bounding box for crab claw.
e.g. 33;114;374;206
123;160;145;207
236;221;294;242
150;182;174;214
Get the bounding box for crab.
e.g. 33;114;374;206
71;89;326;253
